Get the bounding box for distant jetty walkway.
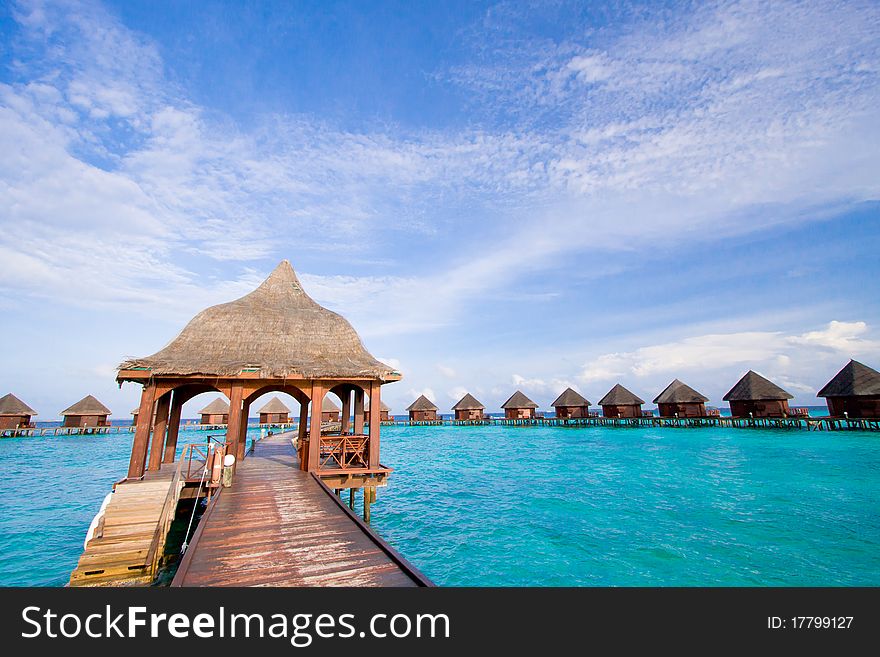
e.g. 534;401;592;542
171;433;429;587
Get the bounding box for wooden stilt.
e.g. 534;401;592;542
364;487;371;524
350;488;356;510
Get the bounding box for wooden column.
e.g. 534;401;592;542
297;400;309;469
163;391;184;464
225;384;243;463
368;381;381;468
307;381;324;472
147;392;171;471
127;383;157;479
236;399;251;461
341;388;351;434
354;387;365;434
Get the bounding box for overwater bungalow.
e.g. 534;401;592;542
199;398;229;425
501;390;538;419
551;388;591;419
0;393;37;430
598;384;645;418
723;371;793;418
817;359;880;418
653;379;709;418
258;397;291;424
452;393;485;420
363;401;391;423
407;395;438;421
321;397;341;422
61;395;111;428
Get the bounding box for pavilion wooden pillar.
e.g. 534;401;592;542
226;384;243;463
297;400;309;470
127;383;157;479
236;398;251;461
307;381;325;472
341;389;352;434
368;381;381;468
147;392;171;471
163;390;184;464
354;387;365;434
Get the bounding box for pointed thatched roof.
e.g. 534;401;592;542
501;390;538;409
0;393;37;416
817;360;880;397
723;371;793;401
61;395;111;416
406;394;438;411
452;393;485;410
366;401;391;412
118;260;398;381
653;379;709;404
0;392;37;415
258;397;290;414
598;384;645;406
322;397;341;412
551;387;590;408
198;398;230;415
131;407;140;416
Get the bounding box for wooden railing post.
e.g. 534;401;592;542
307;382;324;472
354;387;365;434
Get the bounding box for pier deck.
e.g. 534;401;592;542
172;433;428;587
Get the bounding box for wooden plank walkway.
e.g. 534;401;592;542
172;434;427;587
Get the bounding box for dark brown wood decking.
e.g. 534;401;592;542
171;434;425;587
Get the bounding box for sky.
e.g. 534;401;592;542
1;0;879;419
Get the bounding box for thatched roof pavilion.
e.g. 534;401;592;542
117;259;400;481
723;371;793;418
0;393;37;430
61;395;111;428
258;397;291;424
452;393;485;420
322;396;341;421
551;388;590;419
817;360;880;418
501;390;538;419
653;379;709;418
407;395;438;421
598;384;645;418
198;398;230;425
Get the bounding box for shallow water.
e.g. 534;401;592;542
0;422;877;586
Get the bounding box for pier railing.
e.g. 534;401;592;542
319;434;369;470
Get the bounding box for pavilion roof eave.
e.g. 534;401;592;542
117;369;403;384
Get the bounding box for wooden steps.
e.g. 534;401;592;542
69;473;183;587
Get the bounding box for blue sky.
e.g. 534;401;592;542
1;0;879;419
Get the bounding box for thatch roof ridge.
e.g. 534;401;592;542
322;397;341;412
61;395;111;416
406;394;438;411
501;390;538;409
0;393;37;416
452;393;485;410
653;379;709;404
551;387;590;407
723;370;793;401
258;397;291;414
199;398;230;414
598;384;645;406
817;360;880;397
118;260;399;380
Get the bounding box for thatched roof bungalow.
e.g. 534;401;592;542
452;393;485;420
723;371;793;418
363;401;391;423
0;393;37;430
551;388;590;419
653;379;709;418
501;390;538;419
258;397;291;424
817;360;880;418
199;398;229;425
61;395;111;428
407;395;438;421
598;384;645;418
321;396;341;422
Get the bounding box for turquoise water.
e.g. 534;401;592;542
1;422;878;586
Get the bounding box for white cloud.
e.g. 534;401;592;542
788;320;877;353
437;364;456;378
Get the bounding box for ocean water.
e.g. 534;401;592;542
1;422;878;586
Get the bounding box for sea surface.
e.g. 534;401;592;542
1;419;878;586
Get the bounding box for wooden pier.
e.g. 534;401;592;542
172;433;429;587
